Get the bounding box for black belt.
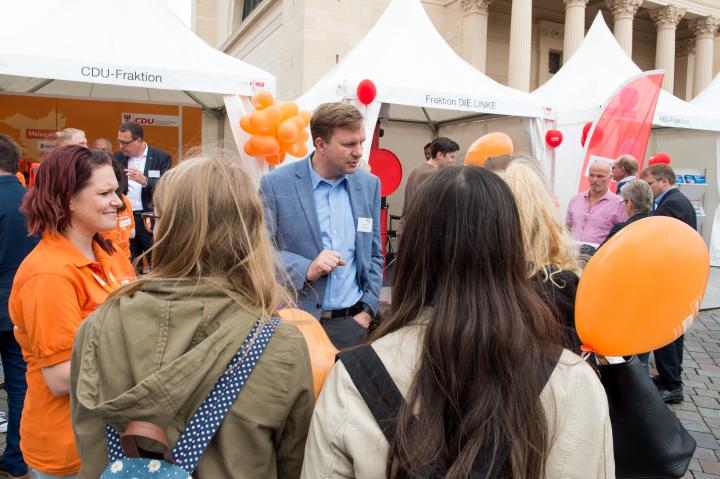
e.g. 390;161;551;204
320;304;363;320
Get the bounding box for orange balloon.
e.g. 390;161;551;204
265;151;286;165
249;105;282;135
243;141;260;157
247;135;280;157
276;117;303;144
283;139;309;158
276;308;337;398
299;111;311;127
252;91;275;110
464;132;514;167
278;101;300;120
576;216;709;356
239;115;258;135
298;129;310;143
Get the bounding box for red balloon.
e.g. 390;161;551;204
357;79;377;105
648;152;671;166
545;129;563;148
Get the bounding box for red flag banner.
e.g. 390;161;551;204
577;71;664;193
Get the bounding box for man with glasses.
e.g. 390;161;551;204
611;154;638;194
640;164;696;404
113;121;171;270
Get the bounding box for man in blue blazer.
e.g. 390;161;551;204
113;121;172;266
260;102;383;349
641;164;697;404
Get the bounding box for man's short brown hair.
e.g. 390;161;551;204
641;164;676;184
310;102;363;144
615;154;638;175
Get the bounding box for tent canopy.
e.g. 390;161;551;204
532;13;720;131
296;0;551;122
0;0;275;109
691;72;720;110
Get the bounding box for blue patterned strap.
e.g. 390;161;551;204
172;316;280;472
104;317;280;469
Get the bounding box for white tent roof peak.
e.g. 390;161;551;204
297;0;549;119
692;72;720;110
0;0;275;108
532;12;718;131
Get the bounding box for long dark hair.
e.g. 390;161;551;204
372;166;561;478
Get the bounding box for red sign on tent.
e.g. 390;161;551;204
577;71;664;193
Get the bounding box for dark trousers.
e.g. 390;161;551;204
320;316;367;350
654;334;684;390
0;331;27;476
130;212;153;271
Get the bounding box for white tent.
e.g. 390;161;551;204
0;0;274;109
293;0;552;167
692;74;720;265
532;13;720;214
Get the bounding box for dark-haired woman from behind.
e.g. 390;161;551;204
301;166;613;478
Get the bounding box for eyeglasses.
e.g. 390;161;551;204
118;137;140;147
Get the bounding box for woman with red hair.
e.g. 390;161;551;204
9;146;134;478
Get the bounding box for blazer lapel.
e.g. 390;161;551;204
294;164;324;251
144;147;153;177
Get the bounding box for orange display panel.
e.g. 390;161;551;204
0;93;202;166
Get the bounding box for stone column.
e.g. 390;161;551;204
650;6;686;92
675;39;695;100
461;0;493;73
563;0;588;62
508;0;532;91
689;16;720;97
605;0;644;57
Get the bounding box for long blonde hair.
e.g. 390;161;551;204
495;156;579;280
115;152;291;318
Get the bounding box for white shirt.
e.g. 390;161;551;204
127;145;148;212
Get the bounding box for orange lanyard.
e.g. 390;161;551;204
85;267;120;294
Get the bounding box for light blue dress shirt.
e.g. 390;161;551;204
308;157;363;310
654;186;675;209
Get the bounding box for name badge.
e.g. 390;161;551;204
148;170;160;178
119;217;132;229
357;217;373;233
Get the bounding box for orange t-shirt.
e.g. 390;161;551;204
102;195;134;260
8;232;134;476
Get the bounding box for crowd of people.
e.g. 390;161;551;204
0;101;699;478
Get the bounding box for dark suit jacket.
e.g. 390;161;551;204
602;211;651;246
654;187;697;230
114;145;172;212
0;176;38;331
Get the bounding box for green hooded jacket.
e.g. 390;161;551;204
70;278;314;478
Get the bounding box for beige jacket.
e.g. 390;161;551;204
301;314;614;478
71;278;314;479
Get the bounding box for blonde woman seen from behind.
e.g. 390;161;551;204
494;156;582;352
71;153;315;478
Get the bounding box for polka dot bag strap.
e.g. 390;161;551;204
171;316;280;473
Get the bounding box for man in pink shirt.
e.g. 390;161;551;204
566;160;627;246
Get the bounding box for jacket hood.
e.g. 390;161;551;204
73;278;263;428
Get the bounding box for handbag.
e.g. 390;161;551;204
99;317;279;478
596;355;696;478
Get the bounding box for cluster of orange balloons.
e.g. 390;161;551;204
464;132;514;167
240;91;312;165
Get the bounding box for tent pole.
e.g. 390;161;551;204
183;90;211;110
420;107;438;138
27;79;54;93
